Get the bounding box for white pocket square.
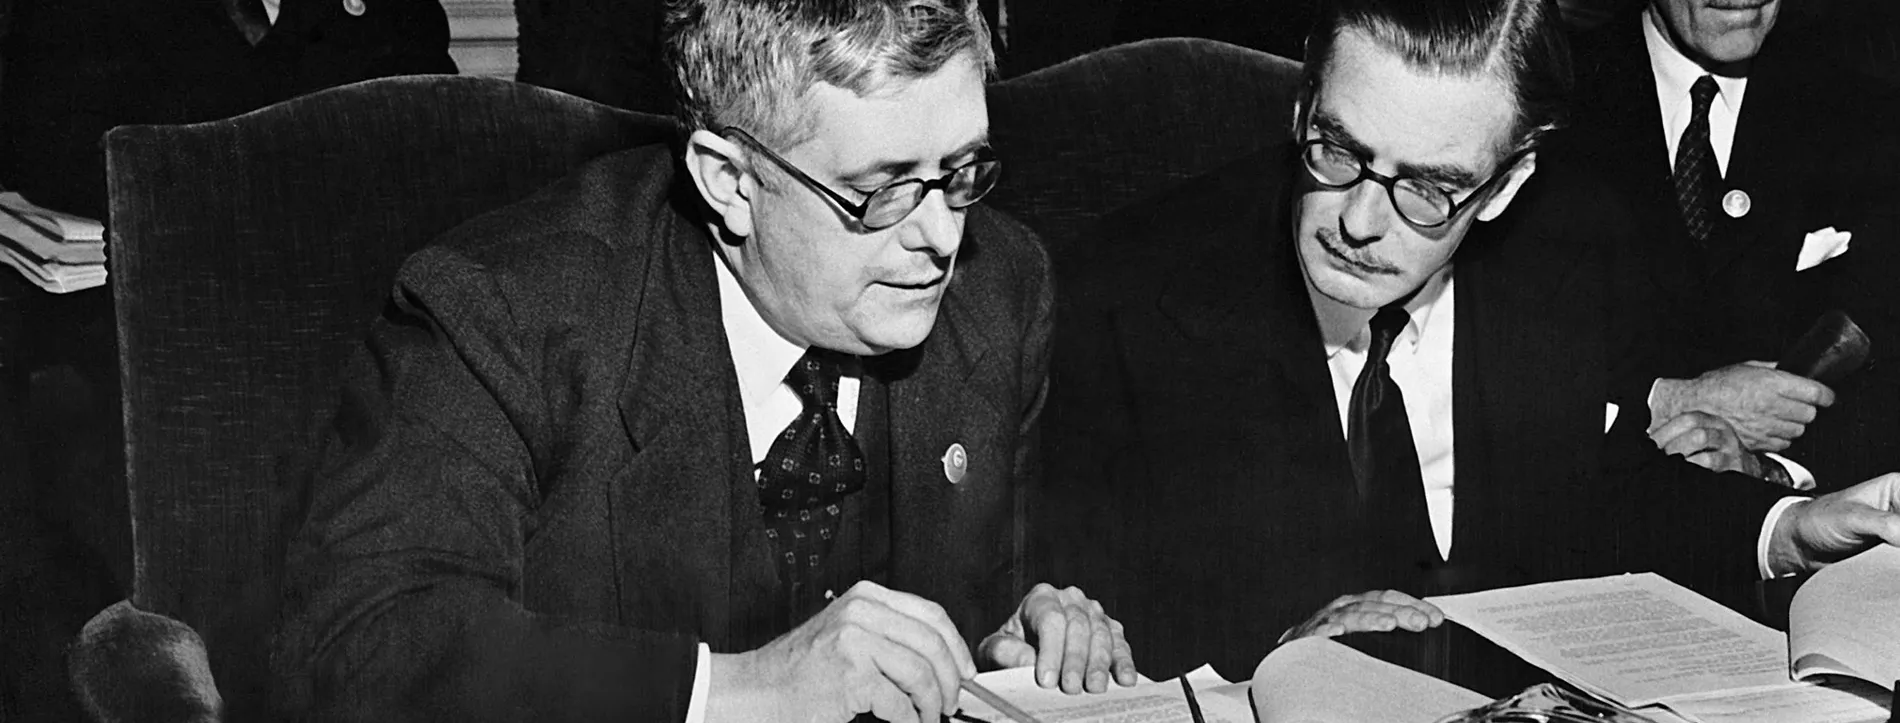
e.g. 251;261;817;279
1796;227;1852;272
1604;403;1619;435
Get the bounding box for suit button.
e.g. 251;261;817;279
343;0;366;16
1722;189;1751;219
941;443;968;484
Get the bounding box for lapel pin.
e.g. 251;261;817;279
344;0;366;15
1722;189;1751;219
941;443;968;484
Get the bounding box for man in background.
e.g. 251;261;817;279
1553;0;1900;489
0;0;455;220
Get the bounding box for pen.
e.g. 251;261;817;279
1179;677;1207;723
961;679;1044;723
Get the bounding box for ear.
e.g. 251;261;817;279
683;129;756;238
1475;151;1538;222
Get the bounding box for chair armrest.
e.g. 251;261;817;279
67;600;224;723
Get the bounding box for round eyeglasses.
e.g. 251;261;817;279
723;127;1002;230
1300;138;1525;228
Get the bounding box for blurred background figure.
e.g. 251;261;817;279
0;0;455;220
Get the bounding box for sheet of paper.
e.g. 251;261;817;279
961;665;1253;723
1666;678;1890;723
1790;544;1900;689
1427;573;1790;707
1249;637;1491;723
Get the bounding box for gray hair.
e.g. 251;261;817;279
664;0;996;147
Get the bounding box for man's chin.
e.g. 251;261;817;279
850;315;939;356
1308;264;1407;311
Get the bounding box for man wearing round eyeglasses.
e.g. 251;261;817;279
1042;0;1900;686
277;1;1134;720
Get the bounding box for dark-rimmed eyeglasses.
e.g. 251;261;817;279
722;126;1002;231
1299;138;1529;228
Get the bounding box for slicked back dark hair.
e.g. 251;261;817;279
1301;0;1572;155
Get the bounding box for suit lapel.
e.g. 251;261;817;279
1446;174;1597;566
611;192;750;649
878;255;1009;637
1715;31;1814;280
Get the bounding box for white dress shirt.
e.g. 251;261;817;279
1308;266;1459;561
1644;8;1748;177
1305;261;1796;579
685;250;865;723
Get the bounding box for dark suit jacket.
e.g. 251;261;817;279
1551;10;1900;485
1040;146;1792;680
274;144;1054;721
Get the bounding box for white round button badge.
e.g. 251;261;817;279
942;443;968;484
1722;189;1751;219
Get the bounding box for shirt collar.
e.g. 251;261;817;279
1643;6;1749;115
1306;264;1454;361
714;247;809;411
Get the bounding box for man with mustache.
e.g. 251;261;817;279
274;1;1135;720
1041;0;1900;683
1552;0;1900;488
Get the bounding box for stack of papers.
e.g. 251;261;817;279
1428;561;1896;723
0;192;106;293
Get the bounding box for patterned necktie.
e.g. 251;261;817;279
1673;76;1722;246
757;348;866;586
1346;305;1438;569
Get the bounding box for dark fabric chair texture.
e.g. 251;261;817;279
985;37;1302;257
92;75;676;721
79;38;1304;720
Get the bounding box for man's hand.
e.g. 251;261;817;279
1278;590;1444;643
1650;362;1834;452
707;581;975;723
978;583;1137;694
1768;473;1900;576
1649;411;1763;477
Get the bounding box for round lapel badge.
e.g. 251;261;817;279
1721;189;1751;219
941;443;968;484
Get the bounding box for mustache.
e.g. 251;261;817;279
1316;223;1402;275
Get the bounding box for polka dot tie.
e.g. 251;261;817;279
757;348;866;586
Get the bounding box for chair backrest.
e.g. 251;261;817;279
104;75;676;715
985;38;1304;256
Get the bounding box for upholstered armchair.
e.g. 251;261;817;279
80;75;674;722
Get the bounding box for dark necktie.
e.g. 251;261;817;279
1346;305;1438;569
757;349;866;587
1673;76;1722;246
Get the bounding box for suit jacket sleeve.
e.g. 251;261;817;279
1598;382;1800;600
274;240;696;722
